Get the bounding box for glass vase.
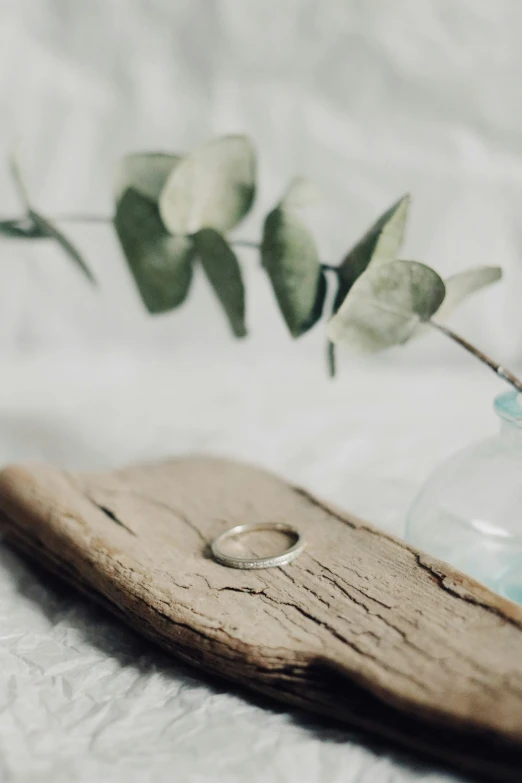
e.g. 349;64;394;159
405;390;522;605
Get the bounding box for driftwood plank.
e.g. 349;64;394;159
0;456;521;780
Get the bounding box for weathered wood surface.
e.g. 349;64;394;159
0;456;522;781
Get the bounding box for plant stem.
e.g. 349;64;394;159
1;212;341;275
0;216;337;268
52;214;113;224
430;320;522;394
327;341;336;378
230;240;259;249
0;213;113;225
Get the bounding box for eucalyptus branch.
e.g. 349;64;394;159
0;138;505;381
0;213;113;227
0;218;339;275
430;321;522;395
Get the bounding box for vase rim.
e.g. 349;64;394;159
494;390;522;426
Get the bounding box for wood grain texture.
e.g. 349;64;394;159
0;456;521;780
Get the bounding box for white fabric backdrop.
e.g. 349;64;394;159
0;0;521;364
0;2;520;781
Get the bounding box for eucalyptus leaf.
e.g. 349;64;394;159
261;206;326;337
115;153;180;204
159;135;255;235
281;176;321;210
327;259;445;352
30;210;97;284
115;188;194;313
194;228;246;338
334;194;410;311
8;151;96;282
0;218;47;239
435;266;502;321
9;150;30;210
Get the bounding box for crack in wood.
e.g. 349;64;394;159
303;560;406;638
414;553;522;630
260;589;432;693
294;483;522;633
308;555;396;611
291;486;358;530
95;503;137;536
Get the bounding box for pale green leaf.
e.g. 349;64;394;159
9;149;30;210
194;228;246;338
327;259;445;352
159;135;256;235
435;266;502;321
115;188;194;313
115;153;180;204
30;209;97;284
334;194;410;311
281;176;321;209
366;194;410;268
261;206;326;337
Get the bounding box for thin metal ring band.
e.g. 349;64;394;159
210;522;305;570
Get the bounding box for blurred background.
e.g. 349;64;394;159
1;0;521;365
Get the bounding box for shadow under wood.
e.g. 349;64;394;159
296;659;521;783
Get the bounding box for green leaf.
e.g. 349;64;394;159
115;153;180;204
194;228;247;338
8;150;96;282
29;209;97;284
261;206;326;337
9;150;30;210
159;135;256;235
0;218;47;239
281;176;321;210
435;266;502;321
114;188;194;313
327;259;445;352
334;194;410;311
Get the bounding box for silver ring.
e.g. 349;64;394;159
210;522;305;570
